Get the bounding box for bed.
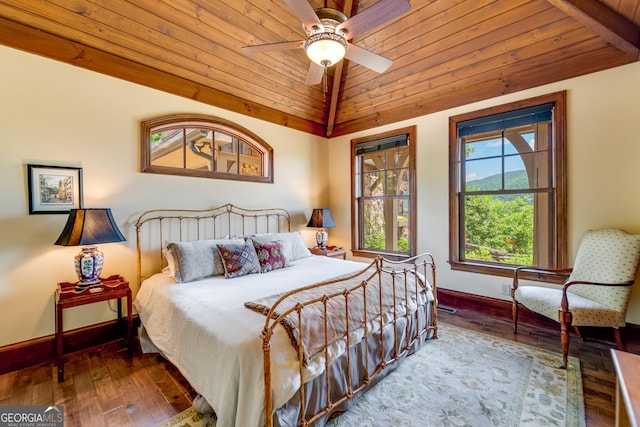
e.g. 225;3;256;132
133;204;438;427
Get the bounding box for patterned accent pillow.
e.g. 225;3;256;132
167;238;244;283
249;232;312;261
251;239;287;273
216;241;261;279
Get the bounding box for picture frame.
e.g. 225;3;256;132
27;164;83;214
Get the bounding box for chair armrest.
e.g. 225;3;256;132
512;266;573;290
560;279;635;312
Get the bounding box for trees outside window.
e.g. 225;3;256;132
351;126;416;259
448;92;567;279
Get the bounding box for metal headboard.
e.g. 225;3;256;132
134;203;291;285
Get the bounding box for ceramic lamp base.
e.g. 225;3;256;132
75;246;103;287
316;229;328;249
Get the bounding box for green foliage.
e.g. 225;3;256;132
150;133;163;147
364;233;384;250
464;193;534;265
362;199;410;253
363;233;409;253
398;237;409;252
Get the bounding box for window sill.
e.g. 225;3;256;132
352;249;412;262
448;260;567;284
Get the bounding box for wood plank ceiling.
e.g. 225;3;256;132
1;0;639;138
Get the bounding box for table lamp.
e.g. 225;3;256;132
306;208;336;249
55;208;126;288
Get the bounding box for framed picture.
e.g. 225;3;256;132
27;164;83;214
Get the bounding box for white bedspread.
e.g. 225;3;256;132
135;256;389;427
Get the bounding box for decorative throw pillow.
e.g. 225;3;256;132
251;239;287;273
250;231;312;261
217;241;261;279
167;238;244;283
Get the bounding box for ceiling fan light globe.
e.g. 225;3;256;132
304;33;347;67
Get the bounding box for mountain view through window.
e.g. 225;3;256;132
459;105;553;266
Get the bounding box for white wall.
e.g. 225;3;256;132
0;45;328;347
328;61;640;325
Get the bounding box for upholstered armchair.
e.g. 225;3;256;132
512;229;640;368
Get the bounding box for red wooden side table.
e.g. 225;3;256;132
55;274;132;382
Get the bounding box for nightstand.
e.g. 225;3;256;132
310;246;347;260
55;274;132;382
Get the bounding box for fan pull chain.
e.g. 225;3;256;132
322;60;329;102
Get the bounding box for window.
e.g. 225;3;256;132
351;126;416;259
141;114;273;183
449;92;567;280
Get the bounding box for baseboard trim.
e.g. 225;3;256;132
0;315;139;375
437;288;640;346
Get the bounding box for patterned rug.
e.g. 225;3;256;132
158;323;585;427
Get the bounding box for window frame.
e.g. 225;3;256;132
141;114;273;183
448;91;567;282
351;126;417;260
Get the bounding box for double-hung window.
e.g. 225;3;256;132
449;92;567;279
351;126;416;259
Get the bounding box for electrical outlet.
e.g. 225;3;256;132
501;283;511;296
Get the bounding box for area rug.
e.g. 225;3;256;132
158;323;585;427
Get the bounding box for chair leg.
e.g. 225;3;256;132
512;300;519;334
560;322;570;369
573;326;583;341
614;328;626;351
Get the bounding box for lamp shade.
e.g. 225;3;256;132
55;208;126;246
55;208;126;286
306;208;336;229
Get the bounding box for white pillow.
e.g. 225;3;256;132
162;248;176;278
167;238;245;283
250;231;312;261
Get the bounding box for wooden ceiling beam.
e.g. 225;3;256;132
325;0;354;137
546;0;640;57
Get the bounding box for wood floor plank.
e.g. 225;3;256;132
0;370;16;400
103;404;134;427
69;356;97;403
124;396;162;427
76;396;106;427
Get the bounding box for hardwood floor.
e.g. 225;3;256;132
0;306;634;426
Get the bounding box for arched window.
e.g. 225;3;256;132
141;114;273;183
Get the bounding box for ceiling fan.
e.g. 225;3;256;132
241;0;411;86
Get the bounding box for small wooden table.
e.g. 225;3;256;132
611;349;640;427
310;246;347;260
55;275;132;382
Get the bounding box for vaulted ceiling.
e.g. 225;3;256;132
1;0;639;138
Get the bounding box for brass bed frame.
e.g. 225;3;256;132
135;203;291;285
135;204;438;427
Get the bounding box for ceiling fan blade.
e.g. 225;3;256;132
345;43;393;73
337;0;410;40
305;62;324;86
284;0;324;34
241;41;303;55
